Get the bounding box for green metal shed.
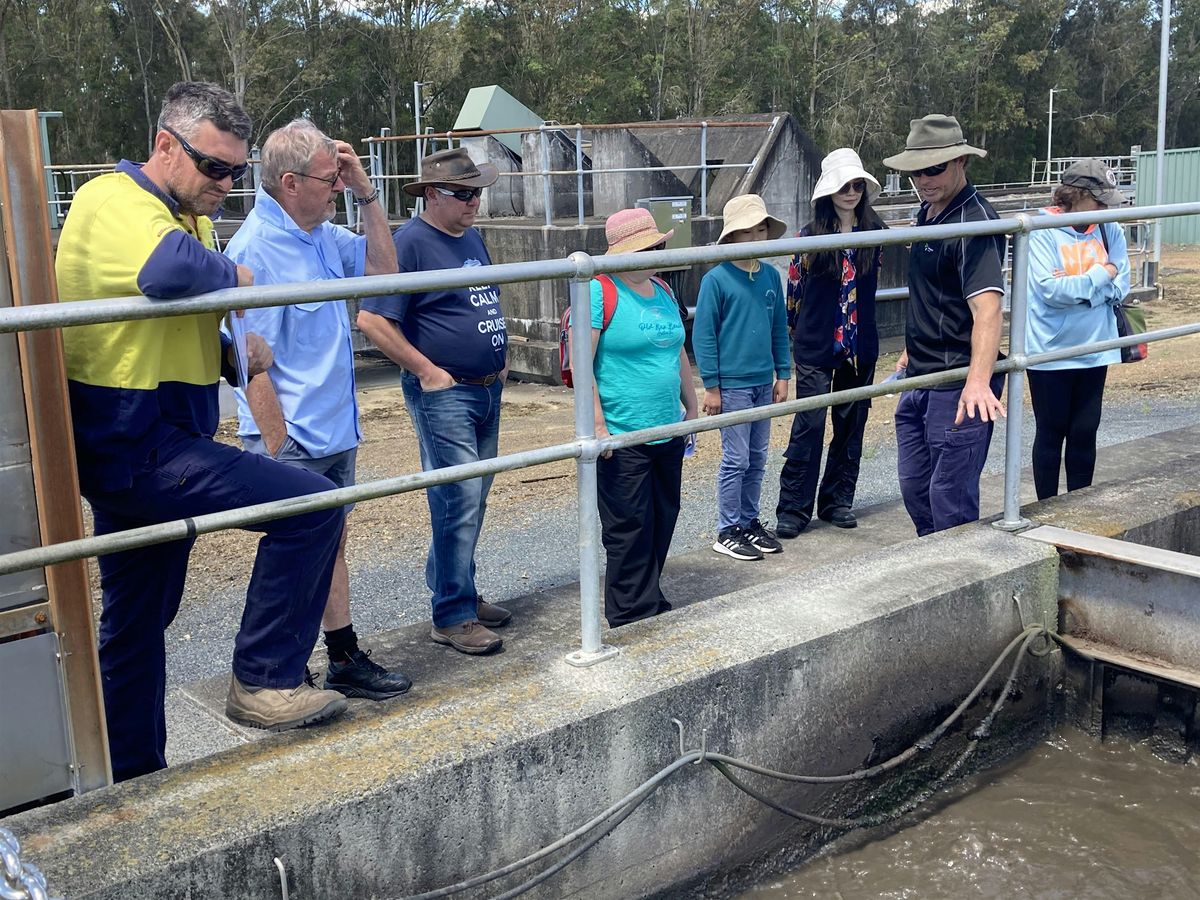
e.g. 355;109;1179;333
1136;147;1200;245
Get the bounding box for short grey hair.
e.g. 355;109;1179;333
259;119;337;196
158;81;251;142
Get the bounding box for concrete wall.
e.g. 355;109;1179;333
592;130;691;218
7;526;1063;899
462;135;524;218
520;130;592;220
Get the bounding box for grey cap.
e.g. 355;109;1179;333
1061;159;1126;207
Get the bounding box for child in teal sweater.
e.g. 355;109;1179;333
693;194;791;561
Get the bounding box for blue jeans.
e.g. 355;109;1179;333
401;371;502;627
895;374;1004;537
715;384;773;531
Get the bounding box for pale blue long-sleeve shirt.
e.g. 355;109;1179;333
1025;211;1130;370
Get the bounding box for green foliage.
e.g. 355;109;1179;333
4;0;1195;181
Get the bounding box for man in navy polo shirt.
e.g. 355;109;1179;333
883;115;1006;536
357;148;512;655
225;119;411;701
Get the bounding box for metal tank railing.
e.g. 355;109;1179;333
362;119;779;227
1;203;1199;667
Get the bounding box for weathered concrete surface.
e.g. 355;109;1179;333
9;523;1061;899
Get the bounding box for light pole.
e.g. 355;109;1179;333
1045;88;1060;184
1153;0;1171;267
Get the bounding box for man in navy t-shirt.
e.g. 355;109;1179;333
883;115;1006;536
358;148;512;655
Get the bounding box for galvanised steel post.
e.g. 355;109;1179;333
540;125;553;229
564;252;618;667
575;124;585;226
996;225;1033;531
699;121;708;217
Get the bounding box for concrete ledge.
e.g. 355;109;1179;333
11;526;1059;899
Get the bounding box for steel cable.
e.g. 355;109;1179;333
389;625;1052;900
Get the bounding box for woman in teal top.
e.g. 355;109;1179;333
589;208;698;626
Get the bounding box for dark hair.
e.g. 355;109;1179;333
1051;184;1094;213
805;194;886;279
158;81;252;142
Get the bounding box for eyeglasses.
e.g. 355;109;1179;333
639;241;667;252
163;125;248;182
292;168;341;188
836;180;866;194
433;185;483;202
909;162;950;179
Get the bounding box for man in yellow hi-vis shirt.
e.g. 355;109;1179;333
56;81;347;782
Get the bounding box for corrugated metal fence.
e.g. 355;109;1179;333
1136;147;1200;244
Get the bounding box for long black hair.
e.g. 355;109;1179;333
804;193;886;279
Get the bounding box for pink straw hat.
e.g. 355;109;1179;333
604;207;674;255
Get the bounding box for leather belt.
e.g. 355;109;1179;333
452;371;501;386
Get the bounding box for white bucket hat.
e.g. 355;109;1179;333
716;194;788;244
811;148;881;204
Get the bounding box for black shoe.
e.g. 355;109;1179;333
713;526;764;561
775;514;809;539
744;519;783;554
324;649;412;701
819;507;857;529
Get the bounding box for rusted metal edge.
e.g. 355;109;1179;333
1058;633;1200;691
1020;525;1200;579
0;600;51;641
0;108;111;790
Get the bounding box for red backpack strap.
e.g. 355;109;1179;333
649;274;674;297
595;274;619;330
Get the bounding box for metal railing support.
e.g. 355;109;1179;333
699;121;708;217
540;124;553;229
575;124;585;227
995;225;1033;532
564;252;618;667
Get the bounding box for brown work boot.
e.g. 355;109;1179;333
430;620;503;655
476;597;512;628
225;674;348;732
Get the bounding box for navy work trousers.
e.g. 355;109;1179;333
894;373;1005;537
85;430;344;782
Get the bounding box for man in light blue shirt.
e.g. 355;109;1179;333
225;118;410;701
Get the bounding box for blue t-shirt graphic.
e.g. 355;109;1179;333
361;217;506;378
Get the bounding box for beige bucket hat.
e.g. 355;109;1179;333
716;194;788;244
882;114;987;172
811;148;881;203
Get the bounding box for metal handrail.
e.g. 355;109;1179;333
2;201;1198;665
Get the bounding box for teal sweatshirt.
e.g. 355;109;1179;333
692;261;791;389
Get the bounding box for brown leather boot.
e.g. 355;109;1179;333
430;620;502;655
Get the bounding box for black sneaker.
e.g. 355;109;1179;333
744;519;783;554
713;526;764;561
324;649;413;701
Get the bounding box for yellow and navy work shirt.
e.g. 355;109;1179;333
56;160;239;492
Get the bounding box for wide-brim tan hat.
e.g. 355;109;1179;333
811;148;881;204
404;147;499;197
605;207;674;254
882;114;986;171
717;194;787;244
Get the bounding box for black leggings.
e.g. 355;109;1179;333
1027;366;1108;500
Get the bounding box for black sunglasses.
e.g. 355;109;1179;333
639;241;667;252
909;162;950;178
433;185;483;202
163;125;248;183
836;179;867;194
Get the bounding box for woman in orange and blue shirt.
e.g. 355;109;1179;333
1025;159;1130;499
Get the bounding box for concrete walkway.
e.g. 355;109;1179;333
163;423;1200;768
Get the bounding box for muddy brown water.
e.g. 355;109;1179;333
738;729;1200;899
